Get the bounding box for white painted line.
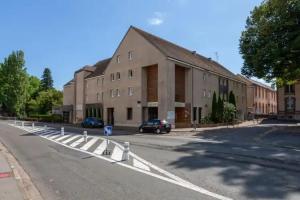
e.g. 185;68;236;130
43;131;60;137
70;137;85;148
62;135;80;144
55;135;71;142
47;133;63;140
40;130;58;136
11;124;232;200
93;140;107;155
80;138;98;151
133;158;150;171
111;145;123;161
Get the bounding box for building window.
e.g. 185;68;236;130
110;73;115;81
128;51;133;60
128;69;133;79
97;93;100;101
110;89;115;98
284;84;295;94
193;107;197;122
116;89;120;97
203;89;206;97
127;108;133;120
208;90;211;98
116;72;121;80
285;97;296;112
97;78;100;86
116;55;120;63
203;73;206;81
128;87;134;96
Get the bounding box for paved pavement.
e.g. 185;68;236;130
0;149;23;200
0;120;300;200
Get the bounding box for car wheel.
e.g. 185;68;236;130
156;128;161;134
166;129;171;133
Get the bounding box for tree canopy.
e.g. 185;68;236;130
0;51;62;117
40;68;53;90
240;0;300;85
0;51;28;116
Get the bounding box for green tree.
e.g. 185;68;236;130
217;96;224;122
223;102;237;124
0;51;28;117
40;68;53;91
36;89;62;114
239;0;300;85
229;91;236;107
25;76;41;115
211;91;218;122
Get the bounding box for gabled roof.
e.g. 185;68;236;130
64;79;74;87
237;74;275;91
74;65;95;74
131;26;241;82
85;58;111;79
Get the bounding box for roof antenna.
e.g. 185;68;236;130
214;52;219;62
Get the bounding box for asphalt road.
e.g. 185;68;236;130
0;120;300;200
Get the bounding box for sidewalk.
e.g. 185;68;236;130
171;120;259;134
0;141;43;200
0;146;23;200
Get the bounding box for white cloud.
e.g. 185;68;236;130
148;12;165;26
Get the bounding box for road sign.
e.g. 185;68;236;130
104;126;112;136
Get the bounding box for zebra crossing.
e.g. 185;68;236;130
9;123;232;200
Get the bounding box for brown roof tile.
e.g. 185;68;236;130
85;58;111;79
132;26;240;81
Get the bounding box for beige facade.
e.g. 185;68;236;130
63;26;247;127
277;80;300;121
237;75;277;116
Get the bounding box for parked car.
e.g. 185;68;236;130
81;117;104;128
138;119;171;134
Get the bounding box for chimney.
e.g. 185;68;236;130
192;51;196;55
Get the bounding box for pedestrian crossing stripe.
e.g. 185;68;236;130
8;123;232;200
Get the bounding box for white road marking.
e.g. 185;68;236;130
48;133;63;140
55;135;72;142
111;145;123;161
80;138;98;151
70;137;85;147
62;135;80;144
93;140;107;155
10;124;233;200
133;158;150;171
43;132;60;137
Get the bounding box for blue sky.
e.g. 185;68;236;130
0;0;263;89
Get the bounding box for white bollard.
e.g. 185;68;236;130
83;131;87;142
32;122;35;129
61;127;64;136
44;125;47;129
123;142;130;161
21;121;24;127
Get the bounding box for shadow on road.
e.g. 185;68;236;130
168;124;300;199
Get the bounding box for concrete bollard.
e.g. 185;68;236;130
44;125;47;129
61;127;64;136
32;123;35;129
21;121;24;127
123;142;130;161
83;131;87;142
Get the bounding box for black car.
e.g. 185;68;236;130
81;117;104;128
138;119;171;134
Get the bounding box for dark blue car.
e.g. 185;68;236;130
81;117;104;128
